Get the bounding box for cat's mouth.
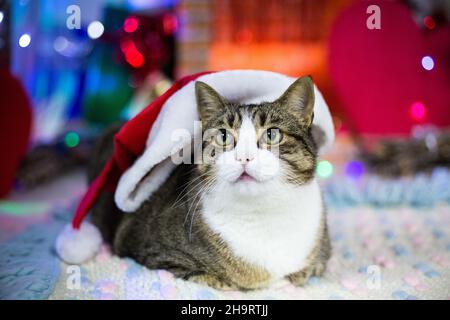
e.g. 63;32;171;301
236;172;256;182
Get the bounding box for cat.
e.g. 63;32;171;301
89;76;331;290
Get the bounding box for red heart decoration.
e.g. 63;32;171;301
329;0;450;135
0;68;32;197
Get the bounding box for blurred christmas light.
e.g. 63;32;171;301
345;161;365;179
53;36;69;53
410;102;426;122
163;14;178;34
0;11;4;24
317;160;333;179
87;21;104;39
425;133;438;152
121;40;145;68
421;56;434;71
124;16;139;33
128;0;174;10
19;34;31;48
154;79;171;96
423;16;436;30
0;201;50;216
65;132;80;148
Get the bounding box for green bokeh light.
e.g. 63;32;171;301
65;132;80;148
317;160;333;178
0;201;50;217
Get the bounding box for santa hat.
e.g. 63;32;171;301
55;70;335;264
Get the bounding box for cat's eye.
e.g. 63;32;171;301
261;127;283;145
215;129;234;147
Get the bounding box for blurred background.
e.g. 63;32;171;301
0;0;449;226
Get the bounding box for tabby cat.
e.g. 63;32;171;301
90;76;331;290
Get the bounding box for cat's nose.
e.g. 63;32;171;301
236;154;255;164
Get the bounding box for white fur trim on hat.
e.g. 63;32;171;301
115;70;335;212
55;222;102;264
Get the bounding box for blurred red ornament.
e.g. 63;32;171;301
120;39;145;68
123;16;139;33
423;16;436;30
329;0;450;136
117;11;176;79
163;14;178;35
0;68;32;197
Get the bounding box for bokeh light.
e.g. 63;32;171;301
163;14;178;34
421;56;434;71
317;160;333;179
120;40;145;68
0;11;4;24
87;21;105;39
0;201;49;216
124;16;139;33
53;36;69;53
65;132;80;148
423;16;436;30
409;102;426;122
345;161;365;179
19;34;31;48
154;79;172;96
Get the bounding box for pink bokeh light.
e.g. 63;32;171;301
409;102;427;122
123;16;139;33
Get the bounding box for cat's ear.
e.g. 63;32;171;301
195;81;227;122
277;76;315;126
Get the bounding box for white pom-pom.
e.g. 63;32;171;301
55;222;102;264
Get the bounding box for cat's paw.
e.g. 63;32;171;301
287;270;312;286
188;274;237;291
287;263;326;287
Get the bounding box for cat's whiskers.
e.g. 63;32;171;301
181;173;215;226
183;176;208;224
170;168;205;205
185;176;217;240
184;187;203;225
171;171;211;209
184;175;214;224
188;177;217;240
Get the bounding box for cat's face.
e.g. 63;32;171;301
195;77;318;196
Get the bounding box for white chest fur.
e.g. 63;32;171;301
201;179;323;279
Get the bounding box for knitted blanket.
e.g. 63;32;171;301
1;170;450;300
